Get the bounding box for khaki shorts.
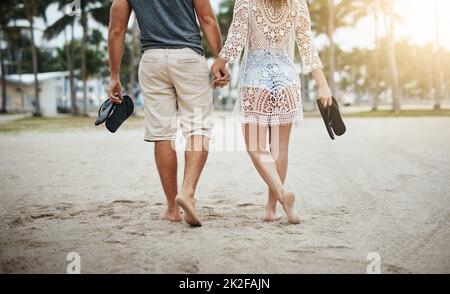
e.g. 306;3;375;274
139;48;213;142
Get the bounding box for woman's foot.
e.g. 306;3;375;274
175;194;202;227
281;191;300;224
161;207;182;222
262;204;281;222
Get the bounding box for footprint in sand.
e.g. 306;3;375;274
177;262;199;274
237;203;257;207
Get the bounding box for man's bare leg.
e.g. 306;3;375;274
155;140;181;222
175;135;209;226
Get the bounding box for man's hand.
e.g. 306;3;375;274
108;78;123;104
211;58;230;88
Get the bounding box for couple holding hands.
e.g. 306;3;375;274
107;0;332;226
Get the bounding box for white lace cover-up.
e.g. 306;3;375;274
218;0;323;126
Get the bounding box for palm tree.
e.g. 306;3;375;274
433;0;443;110
80;0;111;116
308;0;371;96
326;0;336;95
0;37;6;114
384;1;400;113
5;25;28;109
25;0;42;116
80;1;88;116
369;0;381;111
45;0;78;114
45;0;111;116
0;0;22;113
13;0;54;116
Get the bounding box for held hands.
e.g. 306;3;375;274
108;77;123;104
318;86;333;108
211;58;231;88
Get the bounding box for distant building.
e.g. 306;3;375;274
74;78;108;111
5;71;70;117
4;72;109;116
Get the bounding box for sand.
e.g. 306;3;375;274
1;116;449;274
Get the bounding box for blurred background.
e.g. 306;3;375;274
0;0;449;118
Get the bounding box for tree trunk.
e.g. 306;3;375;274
81;3;88;116
433;0;443;110
0;46;7;113
28;1;41;117
68;22;77;115
427;53;433;101
18;48;25;109
386;3;400;113
372;0;380;111
327;0;336;95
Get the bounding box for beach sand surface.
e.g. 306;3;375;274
1;117;449;273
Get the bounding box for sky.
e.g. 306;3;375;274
32;0;450;51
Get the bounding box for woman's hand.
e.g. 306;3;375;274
318;85;333;108
211;58;230;88
311;68;333;108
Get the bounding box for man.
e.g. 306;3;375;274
108;0;229;226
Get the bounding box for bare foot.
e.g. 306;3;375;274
262;204;281;222
281;192;300;224
161;207;182;222
175;194;202;227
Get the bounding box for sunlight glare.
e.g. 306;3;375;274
395;0;450;48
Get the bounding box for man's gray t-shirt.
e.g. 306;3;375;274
127;0;204;55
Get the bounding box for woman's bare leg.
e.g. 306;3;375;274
242;124;299;224
264;124;293;221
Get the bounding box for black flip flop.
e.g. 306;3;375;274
105;95;134;133
95;95;134;133
317;99;335;140
317;96;346;140
95;99;115;126
329;97;346;136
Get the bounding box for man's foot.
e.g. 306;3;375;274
175;194;202;227
281;192;300;224
161;207;182;222
262;204;281;222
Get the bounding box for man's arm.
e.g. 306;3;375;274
193;0;230;87
108;0;132;103
193;0;222;58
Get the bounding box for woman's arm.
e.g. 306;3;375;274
312;68;332;108
211;0;249;84
217;0;249;63
296;0;332;107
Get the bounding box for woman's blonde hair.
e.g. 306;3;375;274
267;0;289;9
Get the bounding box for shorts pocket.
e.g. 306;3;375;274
177;58;200;64
141;57;158;63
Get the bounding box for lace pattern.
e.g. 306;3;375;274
296;0;323;74
219;0;323;126
218;0;249;63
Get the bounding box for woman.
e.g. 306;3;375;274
211;0;333;224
